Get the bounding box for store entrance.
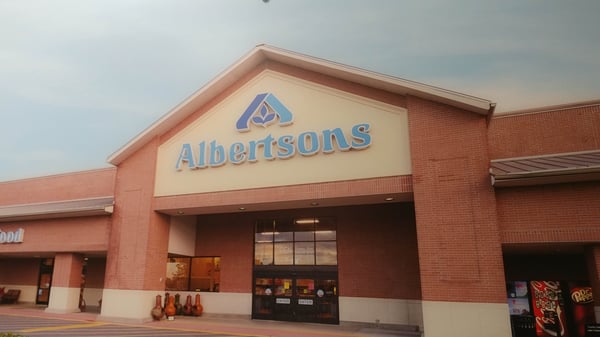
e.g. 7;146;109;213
36;258;54;305
252;269;339;324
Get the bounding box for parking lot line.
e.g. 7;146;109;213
20;321;107;333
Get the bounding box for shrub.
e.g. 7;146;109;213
0;333;27;337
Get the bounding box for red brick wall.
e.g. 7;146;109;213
488;103;600;159
0;258;39;285
0;217;110;255
487;103;600;244
194;203;421;300
51;253;84;288
337;203;421;299
497;182;600;243
407;96;506;303
105;137;170;291
0;168;116;206
195;212;254;293
85;258;106;288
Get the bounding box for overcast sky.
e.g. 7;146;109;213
1;0;599;181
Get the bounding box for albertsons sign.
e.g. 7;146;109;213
175;93;372;170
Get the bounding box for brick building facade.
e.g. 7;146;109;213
0;45;598;337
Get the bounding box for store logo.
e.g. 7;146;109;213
175;92;371;170
570;287;593;304
0;228;24;244
235;93;293;132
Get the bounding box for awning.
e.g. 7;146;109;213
490;150;600;187
0;196;114;222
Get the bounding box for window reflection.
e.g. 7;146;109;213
274;242;294;265
165;256;220;292
166;258;189;291
254;217;337;266
274;278;292;296
295;241;315;265
316;242;338;265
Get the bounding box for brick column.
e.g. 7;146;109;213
586;246;600;321
407;97;510;337
99;139;171;322
45;253;84;313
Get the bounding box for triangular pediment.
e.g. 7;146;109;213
108;44;493;166
155;70;411;195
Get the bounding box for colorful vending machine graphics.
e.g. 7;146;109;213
568;283;595;337
530;281;568;337
508;281;531;315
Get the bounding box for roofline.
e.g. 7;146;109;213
490;149;600;163
0;196;114;223
490;149;600;187
493;99;600;119
0;166;116;185
107;44;494;165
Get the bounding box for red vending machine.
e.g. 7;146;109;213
530;281;568;337
567;283;595;337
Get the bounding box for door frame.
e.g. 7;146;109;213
252;266;339;324
36;258;54;305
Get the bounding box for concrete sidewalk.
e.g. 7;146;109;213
0;305;421;337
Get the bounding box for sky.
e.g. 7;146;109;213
1;0;599;181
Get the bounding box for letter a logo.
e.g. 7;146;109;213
235;93;293;132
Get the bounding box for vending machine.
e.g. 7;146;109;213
508;280;596;337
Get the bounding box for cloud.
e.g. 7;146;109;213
0;0;599;180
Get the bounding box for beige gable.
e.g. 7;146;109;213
155;70;410;196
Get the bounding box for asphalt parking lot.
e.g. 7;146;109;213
0;306;417;337
0;313;257;337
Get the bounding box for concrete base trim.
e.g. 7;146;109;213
98;289;161;322
421;300;511;337
175;292;252;315
339;297;423;328
46;286;81;313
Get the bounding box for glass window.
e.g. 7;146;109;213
274;278;293;296
255;242;273;265
295;230;315;241
294;241;315;265
165;257;190;291
274;231;293;242
255;278;273;295
165;256;220;292
274;242;294;265
316;242;338;265
296;278;315;297
190;257;220;292
315;230;336;241
254;217;337;266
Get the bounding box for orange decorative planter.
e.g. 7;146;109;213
150;295;164;321
164;294;176;318
183;295;193;316
192;293;203;316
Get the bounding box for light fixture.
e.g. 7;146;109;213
176;210;185;215
295;218;319;224
385;197;395;201
310;202;319;206
239;207;246;211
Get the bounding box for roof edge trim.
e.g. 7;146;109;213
0;196;115;223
